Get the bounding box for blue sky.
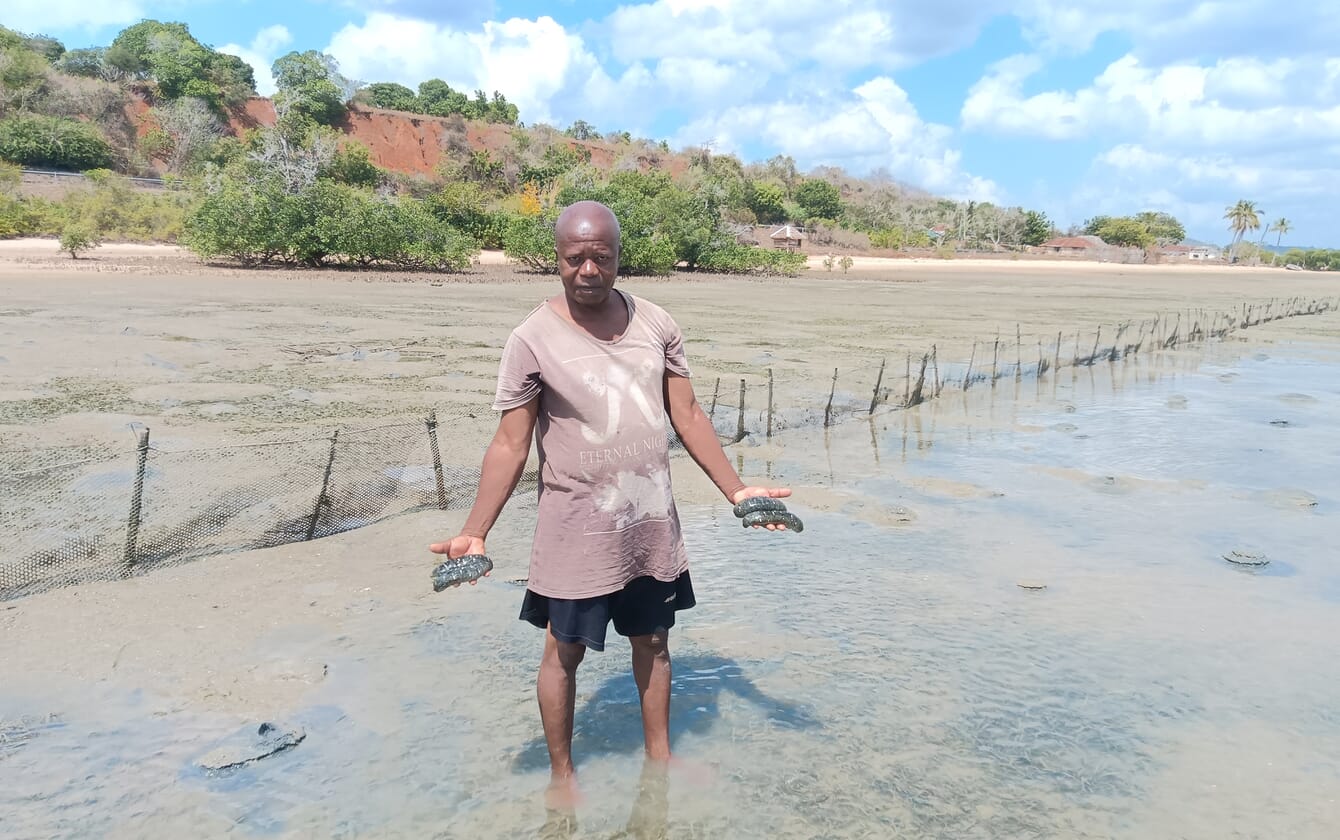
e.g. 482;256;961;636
9;0;1338;246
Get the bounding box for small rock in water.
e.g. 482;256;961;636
196;722;305;772
1017;580;1047;591
1269;419;1292;427
1222;550;1270;567
1166;395;1188;409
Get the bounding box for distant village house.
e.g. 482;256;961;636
1037;235;1106;256
1158;244;1221;261
769;224;805;251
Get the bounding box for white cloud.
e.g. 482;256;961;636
324;12;764;131
326;13;613;125
962;52;1340;152
218;25;293;97
602;0;999;72
1016;1;1340;62
676;76;998;201
3;0;142;33
1070;143;1338;245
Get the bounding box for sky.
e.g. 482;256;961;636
8;0;1337;246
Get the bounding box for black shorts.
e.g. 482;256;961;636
519;571;696;652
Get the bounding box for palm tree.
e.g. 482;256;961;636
1270;217;1292;247
1224;199;1261;262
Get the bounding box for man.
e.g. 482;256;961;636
429;199;791;805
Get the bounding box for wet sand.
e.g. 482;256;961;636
3;243;1340;837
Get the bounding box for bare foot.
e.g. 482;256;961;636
544;772;585;812
646;754;717;789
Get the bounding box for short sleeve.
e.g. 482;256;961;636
662;313;692;379
492;331;542;410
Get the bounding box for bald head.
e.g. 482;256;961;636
554;200;621;251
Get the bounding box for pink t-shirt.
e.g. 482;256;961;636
492;291;693;599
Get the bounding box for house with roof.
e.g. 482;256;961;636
1038;235;1106;255
769;224;805;251
1159;243;1221;261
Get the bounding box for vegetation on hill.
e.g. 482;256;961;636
19;19;1318;270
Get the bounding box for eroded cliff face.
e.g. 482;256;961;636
121;95;681;180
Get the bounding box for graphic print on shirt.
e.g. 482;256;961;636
578;351;662;445
570;345;672;535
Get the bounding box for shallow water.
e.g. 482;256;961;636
2;341;1338;838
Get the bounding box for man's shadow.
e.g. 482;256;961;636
511;652;819;773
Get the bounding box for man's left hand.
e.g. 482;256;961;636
730;486;794;530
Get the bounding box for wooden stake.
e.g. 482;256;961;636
427;410;448;510
124;427;150;570
735;379;746;443
825;367;838;427
306;429;340;541
766;368;774;439
869;356;886;414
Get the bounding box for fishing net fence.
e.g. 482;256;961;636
3;295;1336;600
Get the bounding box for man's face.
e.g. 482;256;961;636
556;223;620;309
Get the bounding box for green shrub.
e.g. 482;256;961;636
60;170;191;241
59;222;98;257
0;115;114;170
696;244;808;276
182;170;477;270
502;212;557;272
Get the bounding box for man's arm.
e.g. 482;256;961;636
663;372;792;524
429;397;539;561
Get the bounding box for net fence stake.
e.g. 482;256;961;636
735;379;746;443
427;410;448;510
825;367;838;427
306;429;340;541
766;368;774;439
123;427;150;571
708;377;720;421
869;356;886;414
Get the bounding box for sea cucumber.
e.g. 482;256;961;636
431;554;494;591
741;510;804;532
733;496;789;517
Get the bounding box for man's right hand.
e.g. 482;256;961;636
429;535;487;561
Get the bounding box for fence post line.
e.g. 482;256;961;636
1089;325;1102;365
964;342;977;390
426;410;448;510
306;429;340;541
766;368;775;439
735;379;746;443
869;356;886;414
123;427;151;571
708;377;721;421
1054;331;1062;372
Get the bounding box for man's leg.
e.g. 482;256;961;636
538;625;586;801
629;631;672;761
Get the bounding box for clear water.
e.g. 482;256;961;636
2;341;1338;838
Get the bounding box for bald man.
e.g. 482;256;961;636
431;200;790;805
